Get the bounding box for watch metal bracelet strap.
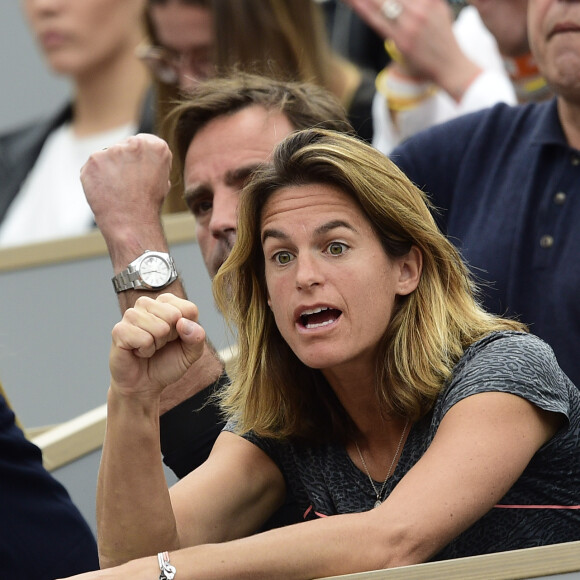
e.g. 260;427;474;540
158;551;176;580
111;250;178;293
112;267;146;293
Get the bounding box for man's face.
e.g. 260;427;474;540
529;0;580;99
183;105;295;278
469;0;530;57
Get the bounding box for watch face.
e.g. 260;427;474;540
139;255;172;288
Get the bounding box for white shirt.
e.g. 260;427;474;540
0;122;135;247
373;6;517;155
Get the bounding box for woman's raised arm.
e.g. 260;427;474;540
97;294;284;568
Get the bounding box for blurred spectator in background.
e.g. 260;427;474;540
387;0;579;389
139;0;212;135
0;0;152;247
345;0;549;154
211;0;375;139
141;0;376;209
143;0;375;138
469;0;549;103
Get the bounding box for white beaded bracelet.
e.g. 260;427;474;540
158;551;176;580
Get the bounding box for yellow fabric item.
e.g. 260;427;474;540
375;67;437;112
384;39;404;65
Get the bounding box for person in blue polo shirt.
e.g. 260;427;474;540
389;0;580;389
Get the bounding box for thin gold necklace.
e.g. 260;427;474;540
355;418;409;508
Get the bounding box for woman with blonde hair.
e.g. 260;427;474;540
215;128;526;440
62;129;580;579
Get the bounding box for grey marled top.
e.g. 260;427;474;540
226;331;580;558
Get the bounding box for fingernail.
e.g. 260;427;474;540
182;319;196;335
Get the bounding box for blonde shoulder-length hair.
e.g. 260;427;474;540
213;129;526;443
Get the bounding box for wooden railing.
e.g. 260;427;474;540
29;403;107;472
320;541;580;579
0;211;197;273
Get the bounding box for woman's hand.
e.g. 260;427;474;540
109;293;206;401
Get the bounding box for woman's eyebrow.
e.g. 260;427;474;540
262;228;287;244
262;220;357;244
314;219;357;236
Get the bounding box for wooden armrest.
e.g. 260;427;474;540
31;404;107;472
0;211;196;273
319;540;580;579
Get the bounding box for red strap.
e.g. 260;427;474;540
303;505;329;519
494;504;580;509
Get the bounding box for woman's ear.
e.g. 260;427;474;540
396;246;422;296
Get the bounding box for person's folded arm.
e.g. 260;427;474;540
91;389;562;578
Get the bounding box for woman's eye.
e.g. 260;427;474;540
275;251;293;265
328;242;347;255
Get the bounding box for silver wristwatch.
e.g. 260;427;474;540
112;250;178;293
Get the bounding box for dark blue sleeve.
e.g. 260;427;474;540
388;105;509;234
0;395;99;579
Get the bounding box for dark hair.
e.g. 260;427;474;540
147;0;209;7
211;0;333;89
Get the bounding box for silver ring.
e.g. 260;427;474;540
381;0;403;21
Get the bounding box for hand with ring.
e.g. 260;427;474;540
342;0;481;98
381;0;403;21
